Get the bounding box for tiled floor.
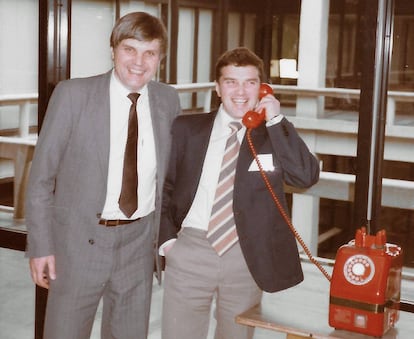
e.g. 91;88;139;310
0;207;279;339
0;245;284;339
0;246;191;339
2;209;414;339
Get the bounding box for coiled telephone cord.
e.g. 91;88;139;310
246;129;332;282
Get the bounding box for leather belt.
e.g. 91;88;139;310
98;218;140;227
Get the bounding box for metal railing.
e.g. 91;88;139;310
0;93;38;138
1;84;413;210
1;84;414;136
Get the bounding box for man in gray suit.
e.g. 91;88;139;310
25;12;181;339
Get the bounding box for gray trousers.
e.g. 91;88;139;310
43;214;155;339
162;227;262;339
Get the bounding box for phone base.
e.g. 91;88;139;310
328;228;403;337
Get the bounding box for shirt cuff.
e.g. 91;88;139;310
266;114;284;127
158;238;177;256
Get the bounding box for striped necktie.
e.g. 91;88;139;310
207;121;242;255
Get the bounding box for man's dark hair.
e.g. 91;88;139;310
110;12;168;56
215;47;264;81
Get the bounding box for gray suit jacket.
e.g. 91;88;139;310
25;71;180;275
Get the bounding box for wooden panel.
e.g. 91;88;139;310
0;138;35;219
0;227;26;251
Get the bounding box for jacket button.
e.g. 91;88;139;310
88;239;95;245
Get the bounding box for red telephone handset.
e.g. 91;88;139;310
242;83;274;128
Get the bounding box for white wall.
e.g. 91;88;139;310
70;1;160;79
0;0;38;129
70;0;115;78
0;0;38;94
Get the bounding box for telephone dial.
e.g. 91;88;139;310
243;84;404;337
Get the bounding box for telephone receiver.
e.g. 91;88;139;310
242;83;274;129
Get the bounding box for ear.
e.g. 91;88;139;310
215;81;221;98
111;47;114;60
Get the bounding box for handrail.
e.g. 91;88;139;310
1;85;414;121
171;83;414;126
0;93;38;104
1;84;413;147
2;86;414;105
0;93;38;138
171;82;414;98
0;136;37;145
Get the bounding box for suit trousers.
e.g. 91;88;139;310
162;227;262;339
43;213;155;339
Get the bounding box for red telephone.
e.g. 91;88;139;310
329;227;403;336
242;83;274;128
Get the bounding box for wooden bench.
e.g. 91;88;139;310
236;261;414;339
236;304;414;338
0;136;36;219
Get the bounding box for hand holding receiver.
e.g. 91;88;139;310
242;83;274;129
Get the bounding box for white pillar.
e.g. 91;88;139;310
292;194;320;255
19;102;30;138
296;0;330;118
292;0;330;255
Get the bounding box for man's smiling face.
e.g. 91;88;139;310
112;38;162;92
215;65;261;119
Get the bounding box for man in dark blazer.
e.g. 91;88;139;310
25;12;181;338
159;47;320;339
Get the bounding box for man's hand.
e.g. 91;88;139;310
256;93;281;122
29;255;56;289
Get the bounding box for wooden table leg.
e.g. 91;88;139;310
13;145;33;220
287;334;312;339
35;285;48;339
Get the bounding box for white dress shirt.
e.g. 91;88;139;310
182;106;245;231
101;71;156;220
159;105;244;254
159;105;284;254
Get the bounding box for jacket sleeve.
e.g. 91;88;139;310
158;118;182;247
25;81;74;258
268;117;320;188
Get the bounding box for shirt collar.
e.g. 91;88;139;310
217;104;244;130
111;70;148;98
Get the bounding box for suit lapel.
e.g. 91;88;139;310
187;113;216;199
190;113;216;165
238;123;268;171
147;81;168;198
89;72;111;179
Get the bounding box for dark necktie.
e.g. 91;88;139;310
119;92;140;217
207;121;242;255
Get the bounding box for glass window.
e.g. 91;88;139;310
71;0;115;78
0;1;38;336
0;0;38;133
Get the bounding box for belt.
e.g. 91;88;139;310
98;218;141;227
